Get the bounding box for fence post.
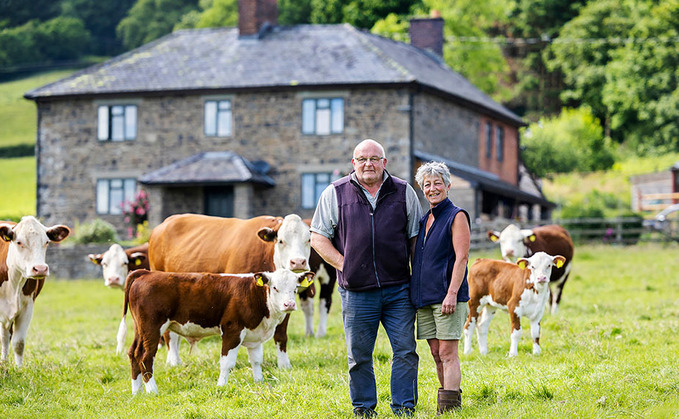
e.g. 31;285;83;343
616;217;623;244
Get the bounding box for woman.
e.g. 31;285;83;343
410;161;471;414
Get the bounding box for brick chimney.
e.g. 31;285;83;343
238;0;278;38
409;10;444;56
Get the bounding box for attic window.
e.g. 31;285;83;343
98;105;137;141
204;100;232;137
302;98;344;135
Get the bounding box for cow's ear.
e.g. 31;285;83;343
0;224;14;242
522;231;536;243
517;258;529;270
553;255;566;269
254;272;270;287
487;231;500;242
88;254;103;265
298;271;315;289
130;252;146;266
47;225;70;242
257;227;277;242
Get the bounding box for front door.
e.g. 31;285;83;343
204;186;234;217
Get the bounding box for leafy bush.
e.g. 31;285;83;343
521;107;617;177
71;219;118;244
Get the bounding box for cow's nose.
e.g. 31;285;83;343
289;258;308;272
537;276;548;283
283;301;297;311
107;276;122;287
32;265;48;277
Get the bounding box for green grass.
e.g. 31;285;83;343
0;156;35;219
0;70;77;148
1;243;678;417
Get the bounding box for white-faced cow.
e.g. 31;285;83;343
117;269;314;394
0;216;70;366
88;243;149;289
146;213;311;367
463;252;566;357
488;224;574;314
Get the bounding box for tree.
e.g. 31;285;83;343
117;0;199;50
521;107;615;177
279;0;313;25
601;0;679;153
0;0;61;29
61;0;137;55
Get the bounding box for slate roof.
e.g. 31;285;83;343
138;151;275;186
415;150;555;208
24;24;522;125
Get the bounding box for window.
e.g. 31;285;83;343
98;105;137;141
496;126;504;161
302;98;344;135
204;100;232;137
96;178;136;215
301;172;341;209
485;122;492;159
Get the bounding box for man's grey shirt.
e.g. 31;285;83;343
310;172;422;240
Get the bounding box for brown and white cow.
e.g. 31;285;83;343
463;252;566;357
146;213;311;367
117;268;314;394
0;216;70;366
88;243;149;289
488;224;574;314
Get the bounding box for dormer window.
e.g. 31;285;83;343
302;98;344;135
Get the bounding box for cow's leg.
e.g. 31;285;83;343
247;343;265;381
463;299;480;355
476;306;496;355
11;301;35;367
273;314;291;369
530;318;542;355
316;272;335;338
550;264;572;314
139;330;161;394
299;288;314;337
508;306;522;357
0;325;10;362
218;329;245;386
129;333;144;395
165;331;182;366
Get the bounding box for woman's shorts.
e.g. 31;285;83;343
416;301;469;340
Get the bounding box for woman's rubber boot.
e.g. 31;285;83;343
437;388;462;414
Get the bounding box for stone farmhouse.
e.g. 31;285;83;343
25;0;553;235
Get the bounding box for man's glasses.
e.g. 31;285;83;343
354;156;384;164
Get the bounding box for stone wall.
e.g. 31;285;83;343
46;243;111;280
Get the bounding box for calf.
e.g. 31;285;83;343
88;243;149;289
463;252;566;357
0;216;70;366
117;269;314;394
488;224;574;314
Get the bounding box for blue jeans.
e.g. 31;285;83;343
339;283;419;414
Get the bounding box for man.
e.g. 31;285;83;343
310;139;423;417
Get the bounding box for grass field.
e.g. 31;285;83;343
0;243;678;418
0;156;35;219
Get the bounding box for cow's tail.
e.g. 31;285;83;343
116;269;144;355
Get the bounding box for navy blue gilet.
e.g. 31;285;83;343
410;198;470;308
332;171;411;291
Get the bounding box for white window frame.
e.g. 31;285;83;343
302;98;344;135
301;172;341;209
204;99;232;137
96;178;137;215
97;104;137;141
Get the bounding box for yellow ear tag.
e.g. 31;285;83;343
529;235;536;242
2;235;10;242
135;259;142;266
256;276;264;287
490;236;499;242
299;278;313;289
555;259;564;269
518;260;528;270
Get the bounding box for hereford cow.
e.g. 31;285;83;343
117;269;314;394
147;213;311;367
488;224;574;314
0;216;70;366
463;252;566;357
88;243;149;289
